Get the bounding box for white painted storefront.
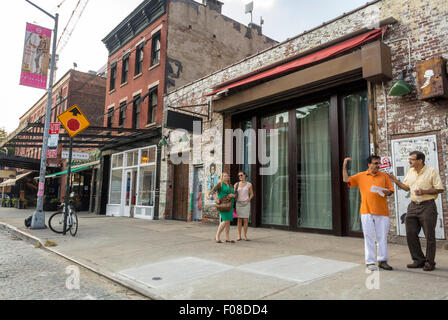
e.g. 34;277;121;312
106;145;157;219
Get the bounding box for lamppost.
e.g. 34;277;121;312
26;0;59;229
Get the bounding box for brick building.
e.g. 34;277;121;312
98;0;277;219
161;0;448;240
1;69;106;210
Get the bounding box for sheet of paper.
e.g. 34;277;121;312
370;185;388;197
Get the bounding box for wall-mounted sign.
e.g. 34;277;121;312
62;150;90;160
416;57;448;100
379;157;392;173
165;110;202;133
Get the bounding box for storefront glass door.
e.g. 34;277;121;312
296;101;333;230
343;91;369;232
123;170;133;217
261;112;289;226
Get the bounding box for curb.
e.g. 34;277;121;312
0;222;164;300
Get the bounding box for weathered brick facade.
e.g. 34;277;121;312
99;0;278;218
161;0;448;238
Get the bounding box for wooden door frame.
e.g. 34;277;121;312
172;163;189;221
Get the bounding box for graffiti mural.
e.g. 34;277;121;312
206;163;219;203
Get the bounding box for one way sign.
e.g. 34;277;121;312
57;104;90;138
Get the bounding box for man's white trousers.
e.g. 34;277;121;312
361;214;390;264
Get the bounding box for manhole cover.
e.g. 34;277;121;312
152;277;162;281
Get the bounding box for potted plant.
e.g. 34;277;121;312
15;198;27;209
12;198;19;208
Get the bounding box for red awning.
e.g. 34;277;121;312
206;26;388;96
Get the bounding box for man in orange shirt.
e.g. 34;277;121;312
343;155;395;271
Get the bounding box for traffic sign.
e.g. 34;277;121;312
57;105;90;138
62;150;89;160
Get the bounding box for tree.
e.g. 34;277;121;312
0;127;14;157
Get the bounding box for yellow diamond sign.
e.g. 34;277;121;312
57;105;90;138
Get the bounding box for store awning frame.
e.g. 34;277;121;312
41;160;100;179
0;171;34;187
0;123;162;152
205;26;388;97
0;154;41;171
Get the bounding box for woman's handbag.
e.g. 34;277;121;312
233;208;238;219
216;195;232;212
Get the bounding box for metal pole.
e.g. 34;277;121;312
29;0;59;229
63;137;73;235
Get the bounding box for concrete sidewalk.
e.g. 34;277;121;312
1;207;448;300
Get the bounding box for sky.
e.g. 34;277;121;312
0;0;369;134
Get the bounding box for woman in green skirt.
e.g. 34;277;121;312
212;172;236;243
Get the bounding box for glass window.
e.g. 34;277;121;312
135;44;144;75
296;102;332;230
141;149;149;165
110;63;117;91
132;95;140;129
344;91;369;232
112;154;123;168
140;147;156;165
119;102;126;127
121;54;129;84
110;169;123;204
137;165;155;206
148;87;157;124
125;150;138;167
107;107;114;128
261;112;289;226
151;33;161;66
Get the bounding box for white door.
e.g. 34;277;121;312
391;135;445;239
123;169;133;217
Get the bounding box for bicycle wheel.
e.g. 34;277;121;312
48;211;71;234
69;212;78;236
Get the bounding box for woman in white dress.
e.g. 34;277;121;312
234;171;254;241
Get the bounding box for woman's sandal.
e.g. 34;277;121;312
236;238;242;241
226;240;235;243
216;240;223;243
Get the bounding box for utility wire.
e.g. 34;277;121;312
56;0;89;54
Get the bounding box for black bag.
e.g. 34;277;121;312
24;215;32;228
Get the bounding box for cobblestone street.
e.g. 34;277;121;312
0;229;147;300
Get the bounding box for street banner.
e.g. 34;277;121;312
19;23;52;90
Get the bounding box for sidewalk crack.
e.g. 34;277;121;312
258;283;299;300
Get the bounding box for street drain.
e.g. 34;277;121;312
152;277;162;281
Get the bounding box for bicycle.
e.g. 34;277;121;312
48;202;78;236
